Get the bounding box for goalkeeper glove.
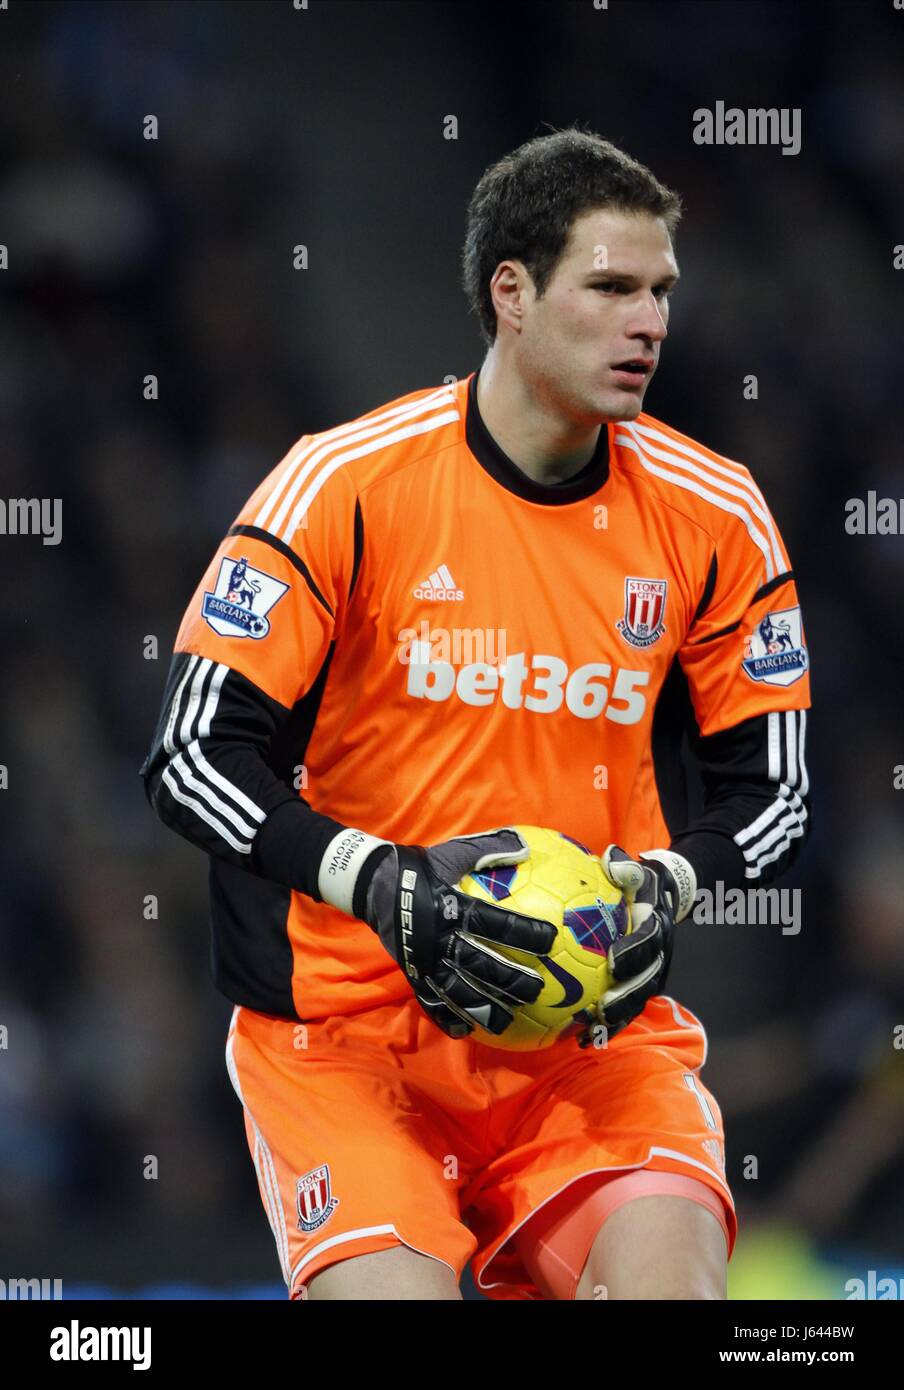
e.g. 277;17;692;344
580;845;697;1047
342;828;558;1040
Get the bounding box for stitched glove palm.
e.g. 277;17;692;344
363;828;557;1040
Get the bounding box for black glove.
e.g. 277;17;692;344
579;845;697;1048
362;828;558;1040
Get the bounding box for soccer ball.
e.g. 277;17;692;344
456;825;631;1051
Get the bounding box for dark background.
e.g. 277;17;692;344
0;0;902;1298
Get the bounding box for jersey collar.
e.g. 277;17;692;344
465;369;610;505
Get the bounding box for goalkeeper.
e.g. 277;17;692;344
142;128;810;1301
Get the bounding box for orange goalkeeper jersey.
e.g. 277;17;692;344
146;370;811;1021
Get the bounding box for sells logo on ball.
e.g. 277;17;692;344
742;606;808;686
202;555;288;639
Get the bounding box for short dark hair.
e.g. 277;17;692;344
461;125;683;346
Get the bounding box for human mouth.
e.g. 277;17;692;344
610;358;654;390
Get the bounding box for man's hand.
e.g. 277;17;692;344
363;828;558;1040
579;845;697;1047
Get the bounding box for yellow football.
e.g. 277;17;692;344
457;825;631;1050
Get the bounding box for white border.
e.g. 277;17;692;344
290;1224;458;1295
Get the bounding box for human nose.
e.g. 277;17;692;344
628;291;668;343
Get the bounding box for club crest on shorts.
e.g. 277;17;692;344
616;577;668;648
202;555;288;640
296;1164;340;1233
742;606;808;686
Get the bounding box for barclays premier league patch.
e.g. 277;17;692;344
202;555;288;640
742;605;808;686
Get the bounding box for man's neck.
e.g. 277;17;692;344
475;354;603;486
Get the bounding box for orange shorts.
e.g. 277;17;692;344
225;993;736;1301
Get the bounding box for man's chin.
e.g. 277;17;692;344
595;388;647;423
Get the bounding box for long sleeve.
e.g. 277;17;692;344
141;437;366;900
668;469;811;893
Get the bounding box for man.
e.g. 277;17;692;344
141;128;811;1300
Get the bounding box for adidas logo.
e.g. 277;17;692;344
413;564;463;602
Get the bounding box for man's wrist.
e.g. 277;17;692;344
352;843;395;923
251;797;349;899
640;848;697;921
667;830;748;899
317;828;394;917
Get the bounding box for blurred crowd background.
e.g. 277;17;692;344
1;0;902;1299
